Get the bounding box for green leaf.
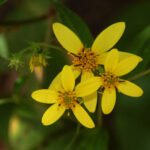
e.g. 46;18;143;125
0;34;9;58
16;103;38;120
116;2;150;50
9;118;49;150
0;0;7;5
52;2;93;47
129;26;150;73
119;25;150;77
132;25;150;52
45;131;74;150
76;128;109;150
115;77;150;150
0;104;14;141
9;111;64;150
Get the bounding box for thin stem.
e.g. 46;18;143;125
128;69;150;81
18;42;66;56
19;46;32;55
65;123;81;150
97;93;102;127
37;43;66;54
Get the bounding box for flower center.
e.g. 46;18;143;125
71;48;99;72
58;91;77;109
101;73;119;89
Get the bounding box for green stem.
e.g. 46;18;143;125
65;123;81;150
128;69;150;81
19;42;66;55
97;93;102;127
37;43;66;54
19;46;32;55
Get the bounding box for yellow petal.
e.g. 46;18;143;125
117;80;143;97
49;66;79;91
81;71;97;112
83;92;97;113
75;77;101;97
91;22;125;54
105;49;119;73
97;52;107;65
81;71;94;82
118;51;143;62
30;63;34;72
42;103;65;126
53;23;83;54
97;50;143;65
114;56;141;76
101;88;116;114
70;65;81;79
72;104;95;128
61;65;75;91
31;89;58;103
49;72;61;90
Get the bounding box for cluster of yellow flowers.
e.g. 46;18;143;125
29;54;47;74
31;22;143;128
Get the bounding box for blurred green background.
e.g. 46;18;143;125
0;0;150;150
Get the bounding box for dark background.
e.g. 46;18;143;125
0;0;150;150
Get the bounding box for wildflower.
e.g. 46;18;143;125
98;49;143;114
52;22;142;112
29;54;47;73
31;66;101;128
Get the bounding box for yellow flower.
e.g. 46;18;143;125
29;54;47;73
31;65;101;128
52;22;142;113
98;49;143;114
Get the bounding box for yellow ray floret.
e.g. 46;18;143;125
53;23;83;54
91;22;125;54
31;65;101;128
99;49;143;114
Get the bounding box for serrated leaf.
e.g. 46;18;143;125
52;2;93;47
